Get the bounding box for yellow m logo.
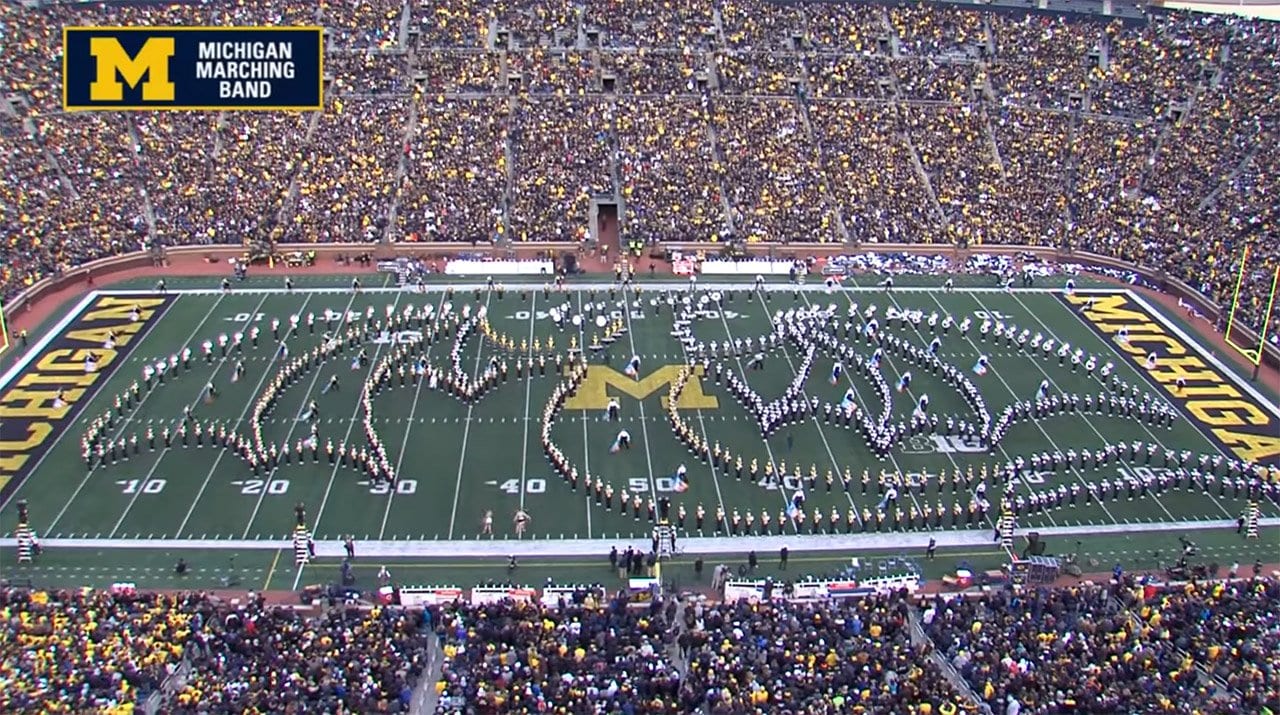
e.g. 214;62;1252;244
89;37;175;102
565;365;719;410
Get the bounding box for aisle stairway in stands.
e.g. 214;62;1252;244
669;599;690;676
123;118;160;239
384;97;422;241
909;607;991;715
793;81;853;244
409;636;444;715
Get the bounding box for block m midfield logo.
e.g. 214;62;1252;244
63;27;323;111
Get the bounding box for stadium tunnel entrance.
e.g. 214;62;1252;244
593;201;619;254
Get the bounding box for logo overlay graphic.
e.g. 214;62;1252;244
1064;292;1280;467
63;27;323;111
0;294;174;502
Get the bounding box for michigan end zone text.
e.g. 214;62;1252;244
1064;292;1280;468
0;294;174;502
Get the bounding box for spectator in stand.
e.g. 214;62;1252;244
0;588;436;715
285;97;407;243
171;601;432;713
0;589;199;714
398;96;509;244
713;98;837;243
808;102;942;244
508;98;613;242
682;595;968;712
433;595;681;713
584;0;714;48
924;579;1280;715
617;98;730;244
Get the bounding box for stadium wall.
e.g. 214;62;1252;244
4;241;1276;371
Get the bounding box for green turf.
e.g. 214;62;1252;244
2;278;1276;590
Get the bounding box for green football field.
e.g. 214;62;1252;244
2;272;1277;591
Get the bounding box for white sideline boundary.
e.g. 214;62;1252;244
0;291;100;391
2;518;1275;558
88;285;1128;297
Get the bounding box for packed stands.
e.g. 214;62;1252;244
169;599;433;714
0;0;1276;344
3;578;1275;713
923;578;1280;714
0;588;434;714
433;595;681;712
3;2;1278;713
681;596;969;713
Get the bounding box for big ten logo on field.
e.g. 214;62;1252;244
63;27;323;111
564;365;718;410
902;435;986;454
0;294;174;500
1064;292;1280;466
370;330;423;346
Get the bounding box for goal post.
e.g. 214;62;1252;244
0;297;9;357
1223;245;1279;367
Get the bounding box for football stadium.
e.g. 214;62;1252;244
1;0;1278;713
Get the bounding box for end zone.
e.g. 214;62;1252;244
0;292;176;505
1063;290;1280;469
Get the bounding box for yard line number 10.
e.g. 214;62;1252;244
117;478;166;494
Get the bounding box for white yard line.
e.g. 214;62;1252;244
728;292;826;527
234;293;343;539
1011;290;1233;519
111;293;276;537
44;293;195;535
445;290;495;540
574;292;595;537
377;290;449;539
619;286;661;502
800;289;928;527
957;291;1124;524
303;284;405;544
517;292;539;509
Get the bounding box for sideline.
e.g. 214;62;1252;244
3;517;1274;558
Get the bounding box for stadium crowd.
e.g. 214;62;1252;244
433;594;683;712
0;588;434;714
0;0;1276;342
923;577;1280;714
3;576;1275;713
681;595;969;713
